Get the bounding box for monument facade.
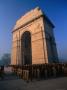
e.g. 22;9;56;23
11;7;58;65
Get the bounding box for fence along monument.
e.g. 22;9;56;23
11;7;58;65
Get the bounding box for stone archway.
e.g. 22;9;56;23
21;31;32;65
11;7;58;65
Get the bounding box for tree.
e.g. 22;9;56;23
0;53;11;66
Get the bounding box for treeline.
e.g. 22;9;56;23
0;53;11;66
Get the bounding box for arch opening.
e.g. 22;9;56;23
21;31;32;65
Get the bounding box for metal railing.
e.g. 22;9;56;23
10;63;67;81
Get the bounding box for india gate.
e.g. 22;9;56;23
11;7;58;66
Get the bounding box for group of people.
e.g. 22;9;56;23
0;66;4;80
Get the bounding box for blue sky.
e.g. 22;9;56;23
0;0;67;61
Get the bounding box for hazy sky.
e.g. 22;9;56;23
0;0;67;61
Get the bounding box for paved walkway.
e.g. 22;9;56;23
0;67;67;90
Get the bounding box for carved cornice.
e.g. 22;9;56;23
12;15;43;33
